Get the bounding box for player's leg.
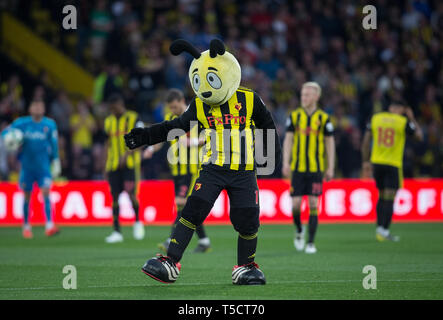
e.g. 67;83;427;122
188;173;211;253
292;196;304;251
372;164;385;234
159;175;190;252
306;195;319;253
141;168;222;283
19;170;33;238
291;172;306;250
123;169;144;240
158;196;185;252
36;170;59;236
305;173;323;253
374;165;399;242
106;170;124;243
41;187;60;236
379;166;401;241
23;191;33;238
227;171;265;285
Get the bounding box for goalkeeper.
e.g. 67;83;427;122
1;98;61;238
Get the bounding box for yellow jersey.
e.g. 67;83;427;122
369;112;415;168
104;110;143;172
286;107;334;173
164;112;200;176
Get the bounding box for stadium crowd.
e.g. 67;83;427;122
0;0;442;181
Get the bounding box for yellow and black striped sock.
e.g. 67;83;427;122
167;217;196;263
237;233;258;265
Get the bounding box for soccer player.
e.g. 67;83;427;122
144;89;211;253
125;39;281;285
1;98;61;238
282;82;335;254
362;101;423;241
103;94;145;243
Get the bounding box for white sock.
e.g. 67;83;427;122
45;221;54;230
23;224;31;231
198;237;210;246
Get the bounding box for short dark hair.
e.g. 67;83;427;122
166;89;184;103
390;99;406;106
107;93;124;104
30;97;45;104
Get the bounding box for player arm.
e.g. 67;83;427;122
324;118;335;180
49;122;61;177
50;123;60;161
361;125;372;163
1;118;20;136
251;93;282;166
405;107;423;142
282;115;295;176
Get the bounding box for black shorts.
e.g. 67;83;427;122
108;168;136;196
372;164;403;190
190;164;259;208
290;171;323;196
173;174;193;198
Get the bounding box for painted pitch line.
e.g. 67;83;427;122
1;278;442;291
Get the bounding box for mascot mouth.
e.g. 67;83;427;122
202;91;212;98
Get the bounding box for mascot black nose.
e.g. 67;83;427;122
202;91;212;98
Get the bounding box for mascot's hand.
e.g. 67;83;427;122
125;128;149;150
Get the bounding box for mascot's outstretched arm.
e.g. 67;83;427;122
125;103;197;149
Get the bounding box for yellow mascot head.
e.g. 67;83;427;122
170;39;241;106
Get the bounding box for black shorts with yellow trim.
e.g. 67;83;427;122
190;164;259;209
372;163;403;190
107;167;136;196
290;171;323;197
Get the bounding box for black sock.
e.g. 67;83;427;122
376;198;385;227
132;200;139;222
382;199;394;230
292;208;302;233
237;233;258;266
195;225;207;239
112;202;120;232
308;208;318;244
167;217;195;263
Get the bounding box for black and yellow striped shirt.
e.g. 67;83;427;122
146;87;281;171
164;112;200;176
286;107;334;173
104;110;143;172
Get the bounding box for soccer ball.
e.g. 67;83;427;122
3;128;24;151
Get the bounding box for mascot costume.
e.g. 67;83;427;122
125;39;281;285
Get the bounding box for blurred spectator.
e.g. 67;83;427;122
70;101;97;179
89;0;113;60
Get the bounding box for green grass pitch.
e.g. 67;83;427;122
1;223;443;299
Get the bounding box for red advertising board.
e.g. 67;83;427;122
0;179;442;225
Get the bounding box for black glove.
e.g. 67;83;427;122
124;127;149;150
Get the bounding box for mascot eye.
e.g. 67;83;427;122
192;74;201;91
206;72;222;89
